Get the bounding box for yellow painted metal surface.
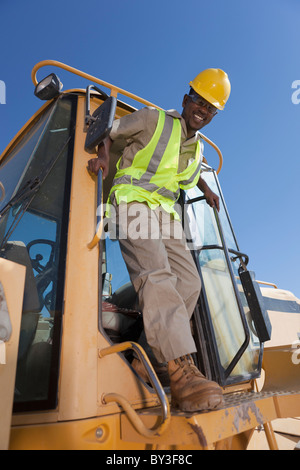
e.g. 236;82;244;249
120;391;300;448
10;390;300;450
10;415;145;450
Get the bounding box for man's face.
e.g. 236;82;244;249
182;92;218;137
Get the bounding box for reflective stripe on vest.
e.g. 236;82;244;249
109;109;202;210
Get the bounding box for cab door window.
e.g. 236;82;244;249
0;95;76;411
186;167;262;385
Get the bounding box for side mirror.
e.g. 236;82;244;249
239;269;272;343
85;85;117;152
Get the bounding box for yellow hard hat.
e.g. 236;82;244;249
189;69;231;110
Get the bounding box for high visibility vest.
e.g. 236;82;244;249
108;109;202;219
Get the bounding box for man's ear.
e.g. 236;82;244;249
182;94;189;108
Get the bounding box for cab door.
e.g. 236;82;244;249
0;259;25;450
185;165;264;386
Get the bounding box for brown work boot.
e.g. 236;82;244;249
131;358;170;387
168;355;224;412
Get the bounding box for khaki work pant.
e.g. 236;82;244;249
115;202;201;363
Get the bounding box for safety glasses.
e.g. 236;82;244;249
189;93;218;116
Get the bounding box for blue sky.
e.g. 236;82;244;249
0;0;299;298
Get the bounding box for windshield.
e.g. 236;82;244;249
0;107;53;211
0;94;77;411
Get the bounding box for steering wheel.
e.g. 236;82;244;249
27;239;55;274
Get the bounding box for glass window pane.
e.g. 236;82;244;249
105;236;131;295
187;184;262;382
186;189;221;248
101;235;142;345
199;249;246;370
0;95;76;410
187;169;238;251
0;107;53;211
230;259;261;377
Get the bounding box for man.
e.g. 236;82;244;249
88;68;231;412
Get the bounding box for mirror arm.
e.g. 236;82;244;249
85;85;109;130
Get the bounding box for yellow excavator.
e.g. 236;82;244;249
0;60;299;451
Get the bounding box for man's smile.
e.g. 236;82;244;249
193;111;205;123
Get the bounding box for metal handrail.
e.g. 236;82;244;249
199;132;223;174
256;280;278;289
31;60;161;109
31;60;224;174
87;170;103;249
99;341;171;439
